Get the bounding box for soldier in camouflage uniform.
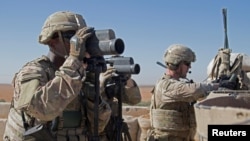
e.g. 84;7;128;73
147;44;222;141
99;66;141;140
3;11;111;141
99;66;141;106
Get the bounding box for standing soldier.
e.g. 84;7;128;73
146;44;235;141
99;66;142;140
99;66;141;106
3;11;111;141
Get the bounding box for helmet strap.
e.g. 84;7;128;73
58;31;69;58
49;47;65;59
49;31;68;59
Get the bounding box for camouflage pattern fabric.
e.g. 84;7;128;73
101;78;141;140
147;74;216;141
3;55;111;141
123;79;141;105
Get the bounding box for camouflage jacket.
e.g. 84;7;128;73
3;55;111;141
148;74;216;140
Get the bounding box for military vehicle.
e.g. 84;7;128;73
194;8;250;141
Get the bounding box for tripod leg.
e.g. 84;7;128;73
121;122;132;141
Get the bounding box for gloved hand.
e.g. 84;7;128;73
70;27;94;60
99;66;116;93
211;75;230;83
219;80;237;90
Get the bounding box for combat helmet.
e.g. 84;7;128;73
39;11;87;44
164;44;196;69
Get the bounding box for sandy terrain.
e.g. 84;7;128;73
0;83;153;103
138;85;153;102
0;84;13;102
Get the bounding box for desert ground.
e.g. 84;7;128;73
0;84;14;102
0;83;153;103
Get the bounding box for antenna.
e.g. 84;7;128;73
156;61;167;68
156;61;191;73
222;8;229;49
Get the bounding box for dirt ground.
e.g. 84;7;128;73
0;83;153;103
0;84;13;102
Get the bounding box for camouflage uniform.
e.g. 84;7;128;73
3;11;111;141
148;75;215;141
3;55;111;141
147;44;218;141
102;78;141;106
98;69;141;140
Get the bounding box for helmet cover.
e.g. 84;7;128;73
164;44;196;65
39;11;86;44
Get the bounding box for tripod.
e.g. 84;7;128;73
105;75;132;141
86;57;107;141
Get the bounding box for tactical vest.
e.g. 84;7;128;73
151;102;192;131
4;56;55;141
3;56;89;141
148;76;196;140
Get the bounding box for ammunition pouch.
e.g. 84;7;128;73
63;111;82;128
151;109;189;131
23;124;56;141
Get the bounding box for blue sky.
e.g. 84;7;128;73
1;0;250;85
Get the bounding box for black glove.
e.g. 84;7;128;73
219;80;237;90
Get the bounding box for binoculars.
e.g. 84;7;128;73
86;29;125;57
105;56;140;75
